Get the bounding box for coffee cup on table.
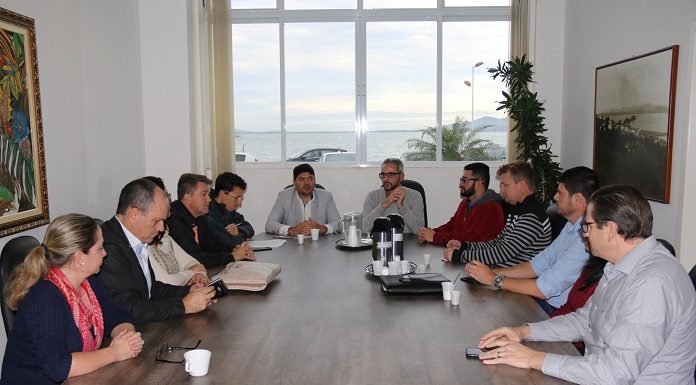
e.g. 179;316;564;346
311;228;320;240
441;282;453;301
297;234;305;245
184;349;211;377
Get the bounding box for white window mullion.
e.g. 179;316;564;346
436;18;443;162
356;17;367;165
279;22;287;162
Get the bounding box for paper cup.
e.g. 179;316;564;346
451;290;461;306
400;260;410;274
184;349;211;377
372;261;382;276
297;234;305;245
441;282;453;301
311;228;320;240
424;254;431;265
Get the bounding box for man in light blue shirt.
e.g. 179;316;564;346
466;166;598;313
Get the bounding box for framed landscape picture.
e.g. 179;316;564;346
593;46;678;203
0;7;49;237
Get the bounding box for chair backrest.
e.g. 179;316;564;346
545;203;567;241
400;179;427;227
656;238;676;257
284;184;325;190
1;235;40;334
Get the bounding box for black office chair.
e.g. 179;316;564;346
546;203;567;241
687;263;696;289
400;179;427;227
656;238;676;257
1;235;40;334
284;184;324;190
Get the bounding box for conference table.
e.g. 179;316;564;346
67;234;578;385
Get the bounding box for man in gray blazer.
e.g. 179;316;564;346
265;163;341;236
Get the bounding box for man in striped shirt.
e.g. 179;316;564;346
443;161;551;268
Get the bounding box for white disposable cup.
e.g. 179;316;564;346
297;234;305;245
372;261;382;276
424;254;431;266
401;260;410;274
388;261;399;275
348;225;359;246
441;282;453;301
451;290;461;306
184;349;211;377
311;228;320;240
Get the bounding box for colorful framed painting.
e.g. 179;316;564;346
593;46;678;203
0;7;49;237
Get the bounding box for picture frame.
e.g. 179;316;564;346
593;46;678;203
0;7;49;237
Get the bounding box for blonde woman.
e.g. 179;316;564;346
1;214;144;384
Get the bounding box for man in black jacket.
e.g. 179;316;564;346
201;172;254;253
98;178;215;323
167;173;255;268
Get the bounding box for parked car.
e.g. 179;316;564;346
236;152;258;162
318;152;356;162
287;148;347;162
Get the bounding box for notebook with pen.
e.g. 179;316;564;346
379;273;450;294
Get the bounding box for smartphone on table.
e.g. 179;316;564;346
206;277;229;299
465;347;489;358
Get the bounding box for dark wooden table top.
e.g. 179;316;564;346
66;234;578;385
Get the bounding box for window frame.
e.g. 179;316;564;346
230;2;511;166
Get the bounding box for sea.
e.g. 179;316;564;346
235;130;507;162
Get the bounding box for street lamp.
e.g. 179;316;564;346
464;61;484;125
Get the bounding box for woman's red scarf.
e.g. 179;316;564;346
46;267;104;351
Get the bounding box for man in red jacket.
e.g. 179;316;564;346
418;162;504;246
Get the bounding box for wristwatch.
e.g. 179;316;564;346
493;274;505;289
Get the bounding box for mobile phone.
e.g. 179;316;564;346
465;347;488;358
461;276;479;285
252;247;273;252
206;277;229;299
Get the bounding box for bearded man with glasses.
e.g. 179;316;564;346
418;162;504;246
362;158;424;234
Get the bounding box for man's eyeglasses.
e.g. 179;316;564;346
379;172;402;179
459;177;479;183
224;191;244;201
581;221;601;233
155;339;202;363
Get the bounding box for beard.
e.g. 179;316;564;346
460;186;475;198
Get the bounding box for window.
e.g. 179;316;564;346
230;2;510;164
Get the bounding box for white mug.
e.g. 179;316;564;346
184;349;211;377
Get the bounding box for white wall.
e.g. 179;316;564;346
561;0;696;269
139;0;195;189
0;0;145;365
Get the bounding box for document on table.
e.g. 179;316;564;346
248;239;286;248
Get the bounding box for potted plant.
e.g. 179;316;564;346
489;55;561;206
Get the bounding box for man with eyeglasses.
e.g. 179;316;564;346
265;163;340;236
464;166;598;314
201;172;254;253
168;173;256;268
444;160;552;267
474;185;696;385
362;158;424;233
418;162;504;246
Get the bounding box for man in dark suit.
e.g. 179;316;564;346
98;178;215;324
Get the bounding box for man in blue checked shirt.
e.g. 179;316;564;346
465;166;598;314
